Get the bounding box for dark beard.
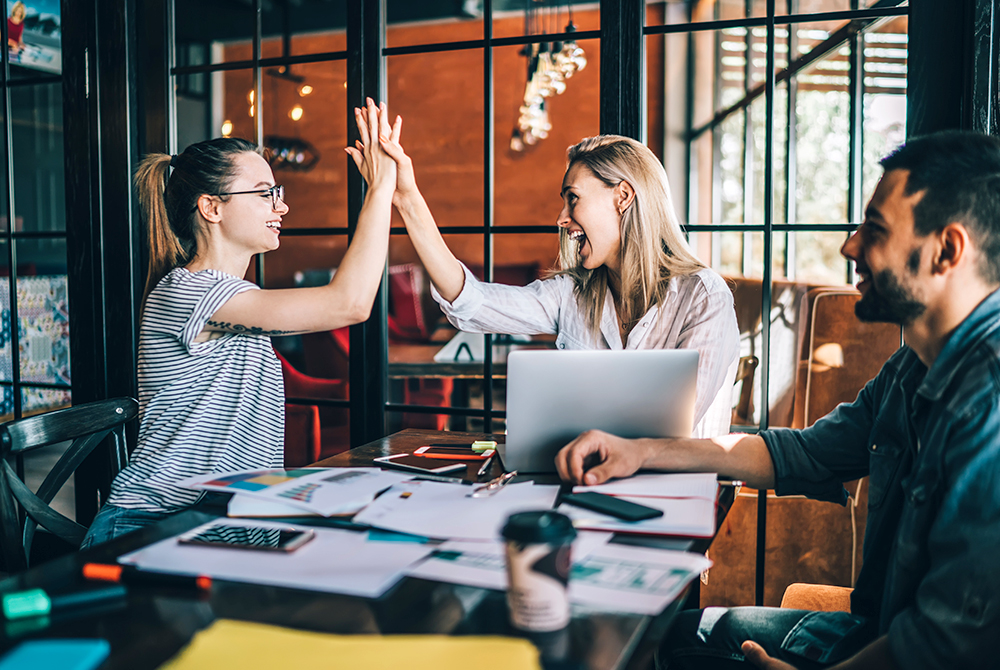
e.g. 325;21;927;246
855;268;926;325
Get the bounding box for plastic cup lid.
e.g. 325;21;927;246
502;510;577;544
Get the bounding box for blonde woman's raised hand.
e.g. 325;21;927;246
373;115;419;207
345;98;396;191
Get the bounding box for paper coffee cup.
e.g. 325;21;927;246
502;510;576;632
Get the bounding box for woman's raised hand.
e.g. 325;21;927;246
373;115;418;207
345;98;397;190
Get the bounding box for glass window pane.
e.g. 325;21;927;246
6;0;61;78
491;1;597;42
386;0;482;50
262;59;347;229
215;68;257;147
174;0;256;66
386;50;485;229
656;0;767;27
260;2;345;59
14;238;69;386
790;20;851;225
11;82;65;233
495;35;598;231
863;16;907;200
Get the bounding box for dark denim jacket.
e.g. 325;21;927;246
761;289;1000;669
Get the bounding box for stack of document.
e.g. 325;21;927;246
557;472;719;538
178;468;411;517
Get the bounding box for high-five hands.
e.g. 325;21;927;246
344;99;416;207
554;429;650;485
344;98;398;190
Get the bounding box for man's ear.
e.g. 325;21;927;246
196;194;223;223
616;181;636;214
932;222;970;274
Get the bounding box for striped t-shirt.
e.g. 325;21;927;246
106;267;284;512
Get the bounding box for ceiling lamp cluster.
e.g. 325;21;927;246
511;1;587;152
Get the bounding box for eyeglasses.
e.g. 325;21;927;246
213;184;285;209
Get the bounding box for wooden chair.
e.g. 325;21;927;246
0;397;138;573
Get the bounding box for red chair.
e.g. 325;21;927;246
300;262;454;435
387;263;432;342
274;349;349;466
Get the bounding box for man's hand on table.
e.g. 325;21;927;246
555;430;653;485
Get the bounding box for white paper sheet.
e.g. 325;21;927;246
406;532;613;591
407;536;710;616
177;468;410;516
557;495;717;537
569;544;712;615
574;473;718;500
118;518;433;599
352;480;561;541
228;496;324;518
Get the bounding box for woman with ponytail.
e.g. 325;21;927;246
82;99;400;546
362;132;739;439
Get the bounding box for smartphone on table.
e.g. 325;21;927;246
413;444;495;460
178;523;315;552
561;492;664;522
373;453;467;475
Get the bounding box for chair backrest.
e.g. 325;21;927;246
0;397;138;572
791;288;901;428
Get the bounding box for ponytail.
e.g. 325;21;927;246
134;137;259;305
135;153;185;303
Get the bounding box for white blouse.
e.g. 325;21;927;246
432;264;741;438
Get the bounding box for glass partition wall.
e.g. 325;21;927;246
0;0;71;518
167;0;908;602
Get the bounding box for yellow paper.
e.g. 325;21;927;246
160;619;542;670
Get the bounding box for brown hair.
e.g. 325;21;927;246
134;138;258;304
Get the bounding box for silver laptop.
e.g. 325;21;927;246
501;349;699;473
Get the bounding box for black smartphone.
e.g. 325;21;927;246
561;492;664;522
178;524;315;552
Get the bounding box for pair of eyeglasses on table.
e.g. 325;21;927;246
469;471;518;497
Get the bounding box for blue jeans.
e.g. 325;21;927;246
655;607;874;670
80;504;178;549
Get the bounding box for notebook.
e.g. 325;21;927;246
501;349;699;473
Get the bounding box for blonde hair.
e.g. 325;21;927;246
553;135;705;335
134;138;258;305
9;2;25;22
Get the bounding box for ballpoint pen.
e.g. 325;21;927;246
470;471;517;497
476;453;495;478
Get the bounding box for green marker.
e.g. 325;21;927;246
2;585;127;620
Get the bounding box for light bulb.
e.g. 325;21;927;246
246;89;255;104
289;105;304;121
248;104;255;117
220;119;233;136
298;84;313;96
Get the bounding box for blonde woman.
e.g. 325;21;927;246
7;1;26;53
358;130;740;438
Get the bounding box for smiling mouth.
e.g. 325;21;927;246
266;222;281;232
568;229;586;253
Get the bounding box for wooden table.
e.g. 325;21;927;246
0;430;733;670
